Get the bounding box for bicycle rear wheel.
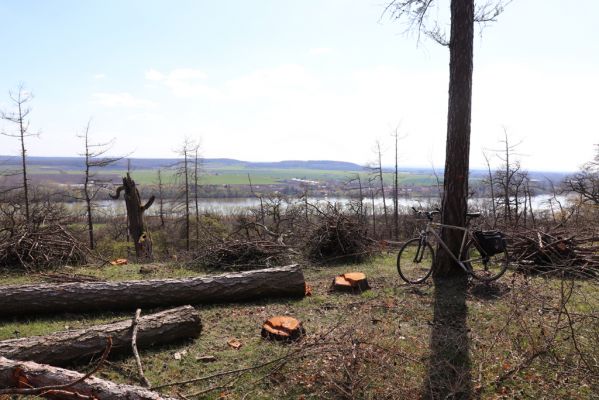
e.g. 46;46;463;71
463;240;508;282
397;238;434;284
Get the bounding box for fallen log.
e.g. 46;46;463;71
0;356;175;399
0;265;305;317
0;306;201;366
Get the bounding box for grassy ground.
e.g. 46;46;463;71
0;258;597;399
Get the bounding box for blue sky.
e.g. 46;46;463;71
0;0;597;171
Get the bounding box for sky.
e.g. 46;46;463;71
0;0;597;172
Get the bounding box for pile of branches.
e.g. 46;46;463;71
303;204;375;264
0;224;92;270
191;239;295;270
510;229;599;276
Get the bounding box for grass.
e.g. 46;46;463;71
0;258;597;399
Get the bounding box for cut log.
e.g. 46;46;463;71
261;316;305;341
332;272;370;292
0;265;305;317
0;356;176;399
0;306;201;366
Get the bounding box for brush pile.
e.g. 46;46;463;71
303;205;374;264
510;229;599;276
0;225;91;270
192;239;294;270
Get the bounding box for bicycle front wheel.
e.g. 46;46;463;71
463;240;508;282
397;238;434;284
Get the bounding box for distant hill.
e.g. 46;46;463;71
0;156;368;172
0;155;571;184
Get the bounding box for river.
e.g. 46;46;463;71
64;194;570;216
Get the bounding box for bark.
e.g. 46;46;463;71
111;173;155;260
0;306;201;366
0;265;305;317
0;356;175;400
434;0;474;278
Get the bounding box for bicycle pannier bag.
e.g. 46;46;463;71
473;230;506;257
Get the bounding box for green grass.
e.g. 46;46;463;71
1;258;596;398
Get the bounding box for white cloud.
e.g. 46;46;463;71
92;92;158;109
309;47;332;55
144;68;214;97
93;73;106;80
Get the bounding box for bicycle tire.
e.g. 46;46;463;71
397;238;434;284
462;239;508;282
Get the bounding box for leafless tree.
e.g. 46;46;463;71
156;169;167;228
1;84;38;223
78;120;123;249
193;146;202;247
482;151;497;226
371;141;389;235
564;145;599;205
174;138;199;251
392;126;406;240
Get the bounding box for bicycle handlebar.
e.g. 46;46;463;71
412;207;440;220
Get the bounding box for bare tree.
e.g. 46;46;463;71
0;85;38;223
565;145;599;205
174;138;199;252
78;120;123;249
482;151;497;227
156;169;166;228
193;146;201;248
371;141;389;235
392;126;406;240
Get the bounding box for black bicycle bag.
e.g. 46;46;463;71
473;230;506;257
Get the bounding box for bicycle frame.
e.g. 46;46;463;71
419;220;475;274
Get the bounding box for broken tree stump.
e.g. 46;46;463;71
0;306;201;366
110;173;155;261
261;316;305;341
0;265;305;317
332;272;370;292
0;356;176;399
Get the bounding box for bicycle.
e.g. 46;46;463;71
397;207;508;284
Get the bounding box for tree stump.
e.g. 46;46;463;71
110;173;155;261
261;316;305;341
332;272;370;292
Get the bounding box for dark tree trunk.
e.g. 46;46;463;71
434;0;474;278
0;265;305;317
0;357;175;400
111;173;155;261
0;306;200;366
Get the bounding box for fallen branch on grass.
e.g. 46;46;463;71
131;308;152;388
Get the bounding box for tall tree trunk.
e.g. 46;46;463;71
18;103;30;224
394;132;399;240
184;151;190;251
194;149;200;248
84;160;94;250
376;143;389;235
111;174;154;261
157;169;165;228
434;0;474;278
